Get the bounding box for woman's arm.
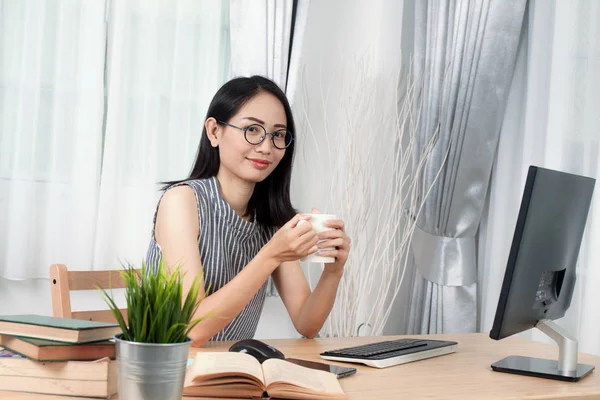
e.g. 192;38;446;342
272;261;343;338
272;218;350;338
154;186;317;347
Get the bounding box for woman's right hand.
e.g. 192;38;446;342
266;214;318;264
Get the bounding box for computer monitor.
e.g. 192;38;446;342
489;165;596;382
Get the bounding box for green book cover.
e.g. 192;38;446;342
0;315;118;330
14;336;114;347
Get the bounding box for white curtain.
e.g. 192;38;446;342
0;0;232;278
0;0;107;279
479;0;600;356
93;0;231;268
229;0;309;99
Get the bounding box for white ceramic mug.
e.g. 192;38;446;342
298;214;338;264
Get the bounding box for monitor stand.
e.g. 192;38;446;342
491;319;595;382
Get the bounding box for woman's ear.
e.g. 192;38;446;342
205;117;220;147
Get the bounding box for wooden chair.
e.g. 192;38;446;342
50;264;139;323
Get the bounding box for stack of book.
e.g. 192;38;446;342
0;314;122;399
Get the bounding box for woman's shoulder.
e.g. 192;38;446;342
153;184;200;242
158;179;210;216
158;185;197;216
163;178;216;201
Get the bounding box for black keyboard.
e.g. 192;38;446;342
321;339;428;360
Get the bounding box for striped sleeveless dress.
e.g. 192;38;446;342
146;177;276;341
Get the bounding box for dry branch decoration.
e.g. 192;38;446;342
295;58;443;338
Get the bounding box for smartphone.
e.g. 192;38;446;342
285;358;357;378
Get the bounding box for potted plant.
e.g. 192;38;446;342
99;258;209;400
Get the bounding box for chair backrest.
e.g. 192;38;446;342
50;264;139;323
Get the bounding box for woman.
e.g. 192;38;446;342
147;76;350;346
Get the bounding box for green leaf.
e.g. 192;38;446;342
98;285;130;340
97;257;214;343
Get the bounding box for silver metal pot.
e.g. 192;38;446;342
114;334;191;400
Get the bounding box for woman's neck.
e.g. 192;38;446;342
215;170;255;220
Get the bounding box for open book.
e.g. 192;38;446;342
184;352;347;400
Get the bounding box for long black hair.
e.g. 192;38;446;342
164;76;297;228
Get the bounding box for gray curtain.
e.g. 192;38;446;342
407;0;527;334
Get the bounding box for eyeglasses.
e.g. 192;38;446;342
217;120;293;150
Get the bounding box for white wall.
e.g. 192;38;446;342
0;279;53;316
288;0;406;336
255;297;299;339
0;278;124;317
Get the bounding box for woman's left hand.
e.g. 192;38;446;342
313;210;350;276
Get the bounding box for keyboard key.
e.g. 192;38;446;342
320;338;458;368
323;339;428;359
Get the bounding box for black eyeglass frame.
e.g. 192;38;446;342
216;120;293;150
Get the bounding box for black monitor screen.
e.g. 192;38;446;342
490;166;595;340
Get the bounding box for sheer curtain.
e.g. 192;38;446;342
479;0;600;356
229;0;309;97
93;0;231;268
0;0;107;279
0;0;232;278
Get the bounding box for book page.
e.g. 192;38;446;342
262;359;344;395
185;352;265;388
183;383;264;399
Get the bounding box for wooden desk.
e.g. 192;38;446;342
2;333;600;399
